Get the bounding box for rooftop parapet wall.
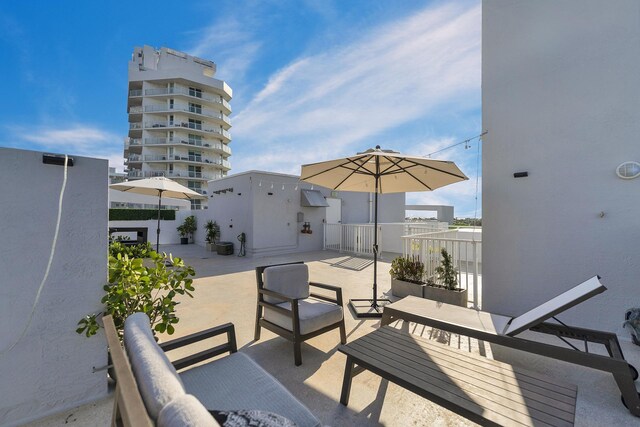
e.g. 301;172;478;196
0;148;108;426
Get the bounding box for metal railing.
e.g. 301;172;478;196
402;228;482;309
138;138;231;155
324;224;377;255
129;122;143;130
143;104;231;124
323;222;449;256
143;86;231;110
144;155;168;161
143;121;231;139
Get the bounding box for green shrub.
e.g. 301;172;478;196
390;256;425;284
109;241;153;259
76;250;196;339
435;248;459;290
109;209;176;221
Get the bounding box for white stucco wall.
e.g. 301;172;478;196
0;148;108;426
482;0;640;336
202;171;407;257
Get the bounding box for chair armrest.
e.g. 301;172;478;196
160;323;237;370
309;281;344;306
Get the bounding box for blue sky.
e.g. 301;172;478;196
0;0;482;217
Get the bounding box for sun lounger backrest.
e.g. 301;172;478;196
504;276;606;336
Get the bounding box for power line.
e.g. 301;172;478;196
425;130;488;158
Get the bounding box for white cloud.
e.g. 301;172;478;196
6;125;125;171
187;18;262;84
233;1;481;167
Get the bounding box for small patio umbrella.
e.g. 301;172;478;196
300;146;468;318
109;177;206;251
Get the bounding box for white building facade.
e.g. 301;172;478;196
482;0;640;336
125;46;232;209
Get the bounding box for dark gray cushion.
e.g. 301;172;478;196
180;352;321;427
263;264;310;304
124;313;186;420
263;299;343;335
157;394;220;427
210;409;297;427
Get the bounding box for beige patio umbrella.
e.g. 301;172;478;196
301;145;468;318
109;177;206;251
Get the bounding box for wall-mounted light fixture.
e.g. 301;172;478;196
616;162;640;179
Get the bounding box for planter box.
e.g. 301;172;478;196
206;242;215;252
422;286;468;307
391;278;425;299
216;242;234;255
180;237;188;245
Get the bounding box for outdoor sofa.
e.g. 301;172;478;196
105;313;321;426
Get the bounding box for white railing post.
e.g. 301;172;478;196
472;240;479;309
323;223;326;250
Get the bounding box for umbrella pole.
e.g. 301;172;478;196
156;191;162;252
372;177;379;308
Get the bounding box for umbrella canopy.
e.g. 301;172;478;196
109;177;206;251
300;147;468;194
300;146;468;318
110;177;206;200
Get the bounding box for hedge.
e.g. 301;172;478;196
109;209;176;221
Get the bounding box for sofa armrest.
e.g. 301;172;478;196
309;281;344;306
160;323;237;370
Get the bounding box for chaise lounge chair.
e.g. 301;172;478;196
381;276;640;417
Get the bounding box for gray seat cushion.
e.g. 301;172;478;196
180;352;321;427
263;264;310;304
264;298;343;335
157;394;220;427
124;313;186;420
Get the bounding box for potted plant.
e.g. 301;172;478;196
423;248;468;307
390;255;426;298
204;220;220;251
76;250;196;340
177;224;189;244
177;215;197;244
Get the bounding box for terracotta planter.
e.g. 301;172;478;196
391;278;425;298
422;286;468;307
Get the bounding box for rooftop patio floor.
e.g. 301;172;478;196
25;245;640;426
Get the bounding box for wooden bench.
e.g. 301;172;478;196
339;326;577;427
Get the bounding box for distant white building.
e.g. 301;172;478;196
482;0;640;335
124;46;232;209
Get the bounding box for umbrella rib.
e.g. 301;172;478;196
376;156;433;190
401;158;469;180
333;155;375;189
302;155;375;188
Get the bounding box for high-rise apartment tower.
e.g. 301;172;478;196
125;46;232;209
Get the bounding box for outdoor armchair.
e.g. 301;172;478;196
255;262;347;366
